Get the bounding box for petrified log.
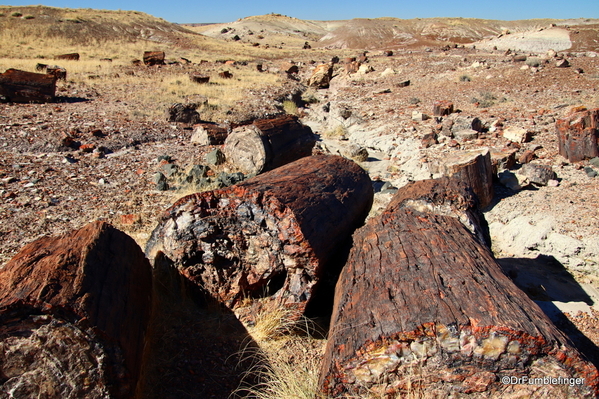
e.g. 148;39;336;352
0;68;56;103
191;122;229;145
55;52;80;60
437;148;494;209
143;51;165;66
308;63;334;88
46;65;67;80
145;154;373;320
167;102;201;124
386;176;490;246
0;221;152;398
433;100;454;116
556;108;599;162
189;73;210;84
219;70;233;79
319;207;599;398
223;114;316;175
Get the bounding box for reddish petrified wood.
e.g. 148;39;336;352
143;51;165;66
191;122;229;145
433;100;454;116
0;221;153;398
556;108;599;162
319;207;598;398
223;114;316;175
55;52;80;60
386;176;490;246
0;68;57;103
145;155;373;320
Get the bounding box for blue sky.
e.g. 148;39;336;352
2;0;597;23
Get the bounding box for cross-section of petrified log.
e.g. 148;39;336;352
386;176;490;246
223;114;316;176
0;221;153;398
145;155;373;318
0;68;57;103
556;108;599;162
319;208;598;398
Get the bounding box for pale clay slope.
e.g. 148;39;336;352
474;28;573;53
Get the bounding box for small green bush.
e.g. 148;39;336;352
23;15;35;20
11;12;23;17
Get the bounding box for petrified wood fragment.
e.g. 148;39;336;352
556;108;599;162
319;208;599;398
0;221;152;398
191;122;229;145
145;155;373;318
0;68;57;103
223;114;316;176
143;51;165;66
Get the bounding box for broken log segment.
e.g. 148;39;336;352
386;176;490;246
0;68;57;103
436;147;494;209
0;221;153;398
319;207;599;398
145;154;373;320
191;122;229;145
556;108;599;162
223;114;316;176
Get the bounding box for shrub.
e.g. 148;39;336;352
11;12;23;17
23;15;35;20
459;75;471;82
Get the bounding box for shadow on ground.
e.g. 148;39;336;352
498;254;599;367
139;252;268;399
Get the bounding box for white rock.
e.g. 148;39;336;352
380;68;395;77
503;126;531;143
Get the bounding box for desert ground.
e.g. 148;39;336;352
1;6;599;398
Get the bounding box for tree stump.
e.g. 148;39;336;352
145;155;373;321
556;108;599;162
319;207;599;398
433;100;454;116
191;122;229;145
0;221;153;399
143;51;165;66
223;114;316;176
0;69;57;103
436;148;494;208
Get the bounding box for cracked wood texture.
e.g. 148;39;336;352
223;114;316;175
191;122;229;145
0;221;152;399
556;108;599;162
0;68;57;103
319;207;598;398
145;154;373;321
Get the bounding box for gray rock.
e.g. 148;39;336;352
454;129;479;141
216;172;245;187
519;163;556;185
525;57;543;67
584;166;597;178
166;103;200;124
498;170;529;191
452;116;483;132
186;165;209;184
152;172;166;185
345;143;369;162
156;180;169;191
589;157;599;168
205;148;226;166
161;163;179;178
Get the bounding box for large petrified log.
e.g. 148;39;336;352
143;51;165;66
556;108;599;162
0;68;57;103
223;114;316;176
0;221;153;398
145;155;373;319
320;206;598;397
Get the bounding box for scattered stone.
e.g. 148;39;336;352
525;57;543;67
307;63;333;88
357;64;374;74
498;170;530;191
219;71;233;79
166;103;200;124
216;171;245;187
396;80;410;87
547;179;559;187
584;166;597;178
160;163;179;178
519;163;557;185
153;172;166;185
519;150;536;164
143;51;165;66
345;143;369;162
454;129;479;141
280;62;299;74
503;126;531;143
421;131;438;148
590;157;599;168
190;73;210;84
55;52;80;61
452;116;483;132
556;59;570;68
432;101;454;116
205;148;226;166
186;165;209;185
412;111;429;121
513;55;527;62
574;68;584;74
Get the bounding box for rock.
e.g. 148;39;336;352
513;55;527;62
344;61;361;74
490;148;517;173
556;59;570;68
143;51;165;66
584;166;597;178
519;150;536;164
519;163;557;185
380;68;395;77
357;65;374;74
219;71;233;79
525;57;543;67
421;131;438;148
55;53;80;61
590;157;599;168
190;73;210;84
498;170;530;191
307;63;333;88
46;65;67;81
452;116;484;132
432;101;454;116
556;108;599;162
0;69;57;103
454;129;479;141
160;163;179;178
166;103;201;124
186;164;209;185
396;79;410;87
280;62;299;74
216;171;245;187
344;143;369;162
205;148;226;166
503;126;531;143
412;111;429;121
